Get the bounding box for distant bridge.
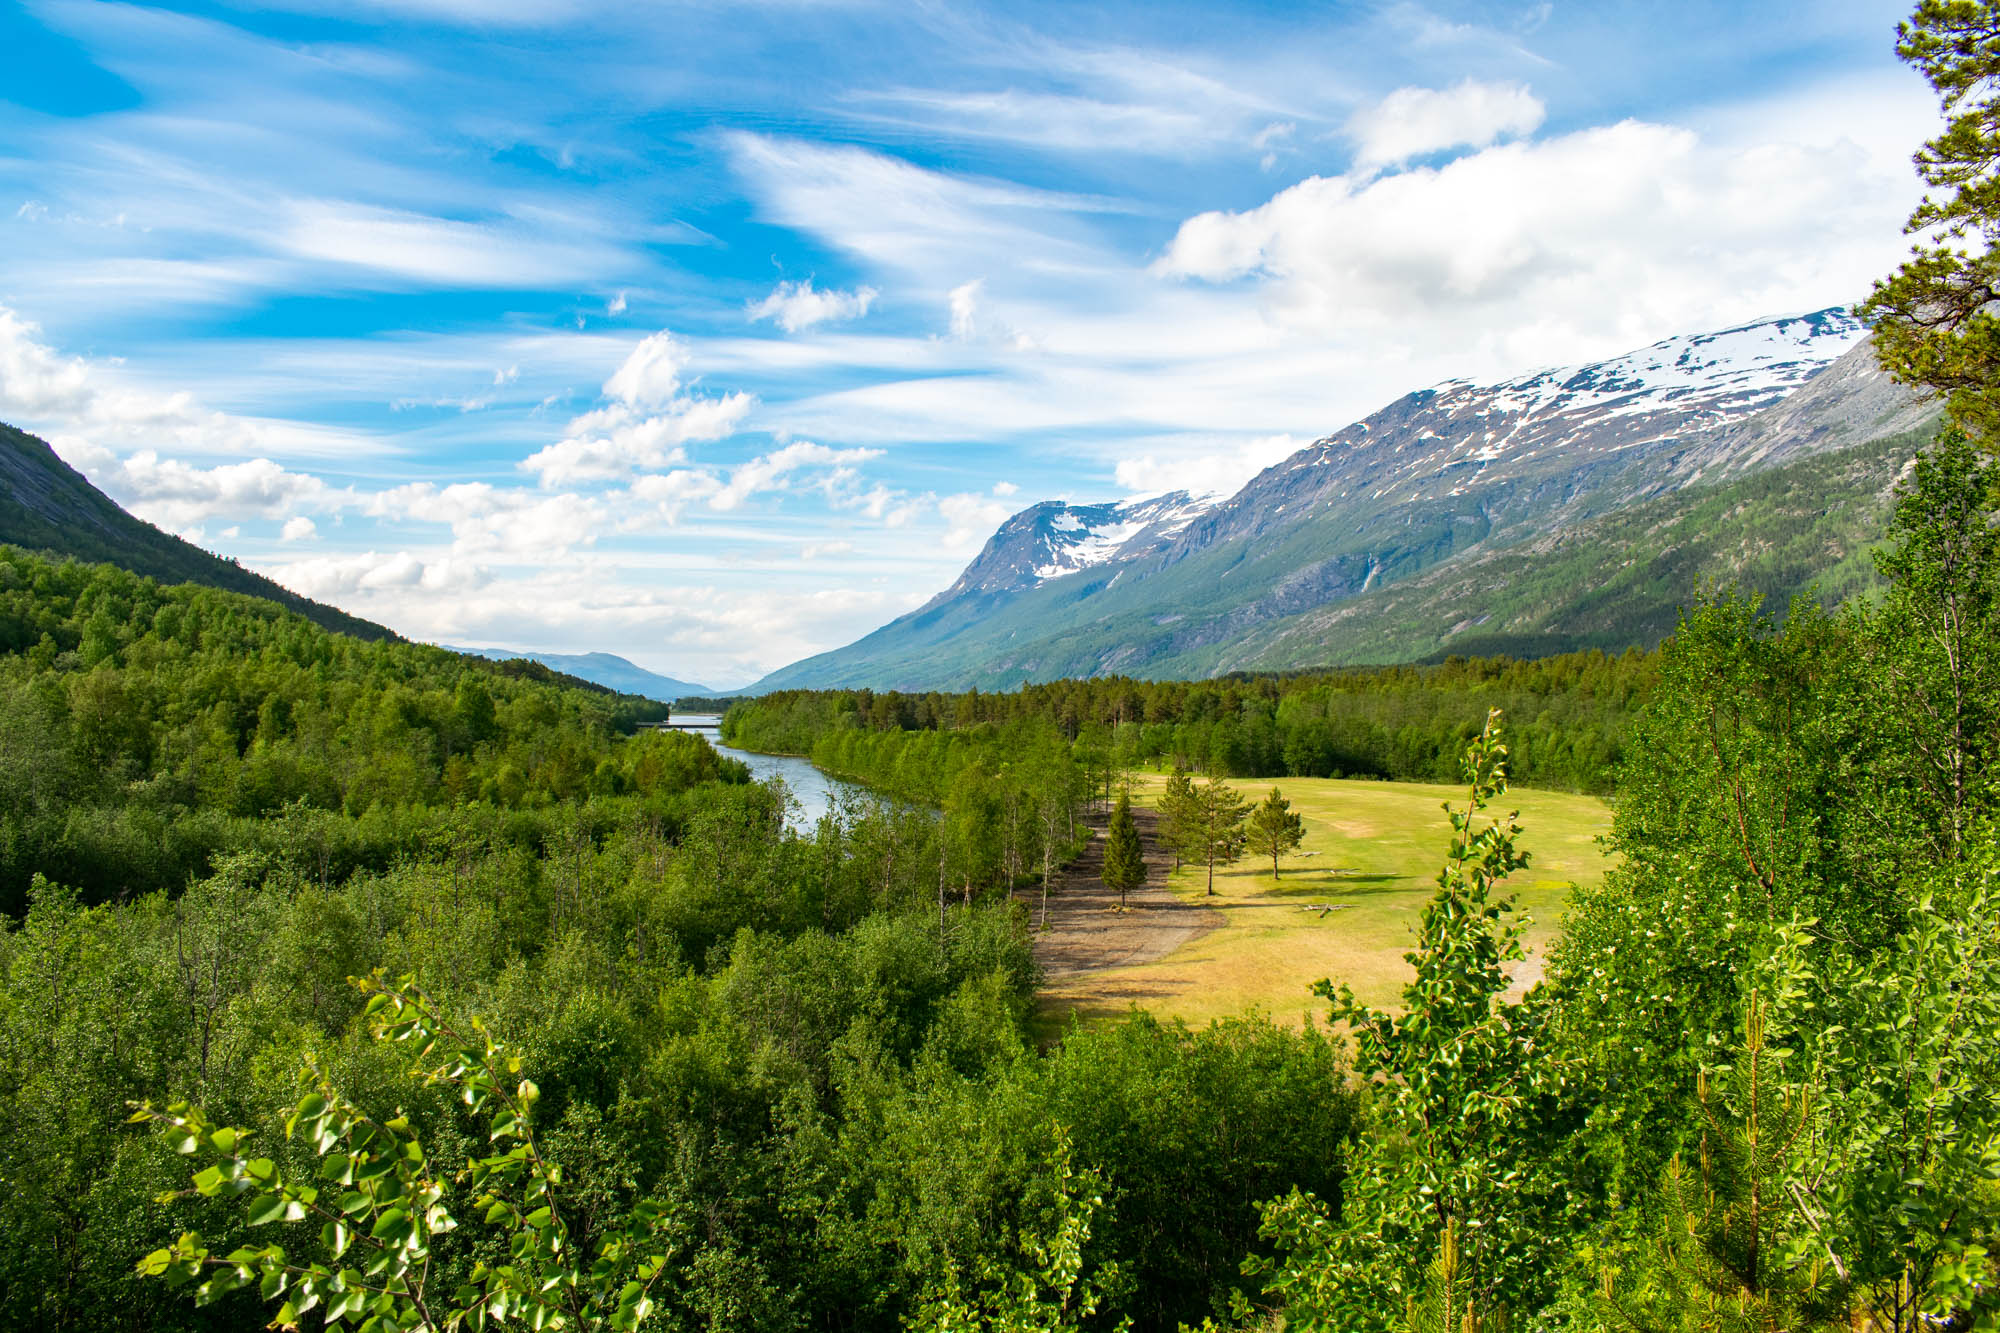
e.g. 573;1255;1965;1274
637;717;720;731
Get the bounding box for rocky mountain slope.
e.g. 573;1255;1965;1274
917;490;1217;609
0;422;397;641
752;309;1936;691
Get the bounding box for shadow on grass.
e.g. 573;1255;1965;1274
1033;986;1195;1043
1254;873;1415;900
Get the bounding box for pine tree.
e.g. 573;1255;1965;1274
1101;789;1146;910
1191;776;1252;896
1246;787;1307;877
1158;766;1200;873
1597;990;1842;1333
1857;1;2000;437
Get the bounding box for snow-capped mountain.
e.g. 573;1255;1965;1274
750;309;1929;692
1173;308;1869;558
917;489;1216;610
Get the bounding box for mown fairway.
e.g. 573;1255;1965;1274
1038;774;1614;1030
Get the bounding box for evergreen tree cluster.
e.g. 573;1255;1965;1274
724;647;1646;794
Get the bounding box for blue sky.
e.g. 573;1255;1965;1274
0;0;1935;687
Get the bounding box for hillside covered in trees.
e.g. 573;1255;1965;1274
0;424;397;642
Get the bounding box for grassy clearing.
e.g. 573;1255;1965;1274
1037;774;1614;1031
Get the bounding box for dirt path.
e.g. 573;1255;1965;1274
1015;807;1222;981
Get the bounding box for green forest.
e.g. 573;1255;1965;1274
722;647;1646;796
9;5;2000;1331
5;424;1997;1330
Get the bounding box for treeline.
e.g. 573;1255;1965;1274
793;716;1117;920
0;548;1357;1332
726;647;1647;793
0;547;707;915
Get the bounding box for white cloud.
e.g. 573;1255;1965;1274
602;330;689;409
0;307;94;415
623;441;885;521
727;134;1119;281
281;515;318;541
52;446;344;529
521;329;757;484
1157;115;1915;359
368;481;607;560
627;469;726;522
709;440;883;512
992;480;1018;496
800;540;853;560
278;199;624;289
272;548;492;598
938;491;1015;550
1115;433;1304;501
1347;79;1545;170
747;279;879;333
607;292;628;316
0;304;378;461
948;279;983;339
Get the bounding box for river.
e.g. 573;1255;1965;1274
672;714;872;830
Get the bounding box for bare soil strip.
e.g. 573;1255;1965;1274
1016;808;1223;982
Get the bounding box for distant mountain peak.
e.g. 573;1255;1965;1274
919;488;1218;610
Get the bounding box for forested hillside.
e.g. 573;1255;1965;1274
0;423;395;641
0;543;1353;1332
0;547;681;915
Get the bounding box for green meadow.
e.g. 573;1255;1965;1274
1040;774;1614;1029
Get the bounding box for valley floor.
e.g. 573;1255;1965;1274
1037;775;1614;1029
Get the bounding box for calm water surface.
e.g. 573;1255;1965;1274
673;714;871;830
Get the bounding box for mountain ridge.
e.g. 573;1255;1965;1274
750;309;1935;692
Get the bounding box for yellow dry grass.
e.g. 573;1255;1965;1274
1037;774;1614;1031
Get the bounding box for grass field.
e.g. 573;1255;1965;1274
1038;774;1614;1031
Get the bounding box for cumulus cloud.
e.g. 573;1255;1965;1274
1156;117;1910;358
271;549;492;599
713;441;882;512
47;444;345;529
369;481;607;560
521;330;755;484
281;515;317;541
1347;79;1545;170
748;279;879;333
603;330;690;409
0;307;94;416
624;441;885;522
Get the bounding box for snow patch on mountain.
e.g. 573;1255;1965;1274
920;488;1219;609
1433;308;1865;451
